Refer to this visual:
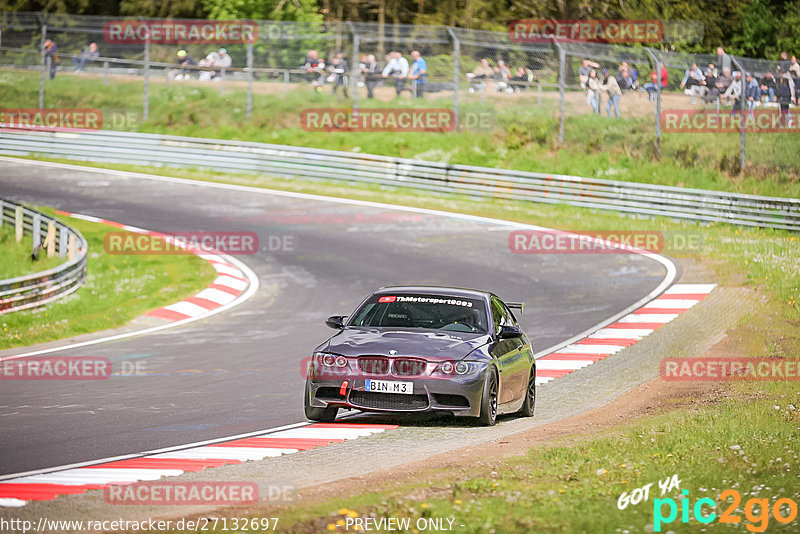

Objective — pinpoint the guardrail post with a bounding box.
[38,19,47,109]
[59,226,67,258]
[15,206,23,243]
[143,31,150,121]
[557,42,565,144]
[32,213,41,251]
[246,42,253,120]
[46,221,56,257]
[68,233,76,260]
[447,27,460,131]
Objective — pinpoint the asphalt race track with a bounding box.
[0,159,670,476]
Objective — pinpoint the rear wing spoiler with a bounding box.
[506,302,525,313]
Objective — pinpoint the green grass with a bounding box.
[0,206,217,350]
[2,69,799,197]
[0,222,63,279]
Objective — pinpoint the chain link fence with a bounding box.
[1,12,797,171]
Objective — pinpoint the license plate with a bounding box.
[364,379,413,395]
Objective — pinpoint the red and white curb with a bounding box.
[54,210,252,323]
[0,423,396,508]
[534,283,716,385]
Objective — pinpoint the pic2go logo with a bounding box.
[654,489,798,532]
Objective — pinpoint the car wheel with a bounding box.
[478,367,498,426]
[304,379,338,422]
[517,365,536,417]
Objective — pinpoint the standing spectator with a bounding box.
[587,69,601,114]
[789,56,800,79]
[329,52,349,97]
[600,68,622,118]
[73,42,98,72]
[680,62,704,103]
[303,49,325,91]
[760,71,776,102]
[779,51,790,73]
[644,64,668,101]
[745,72,760,116]
[775,74,794,126]
[468,58,494,93]
[578,58,600,89]
[716,46,731,74]
[174,49,196,80]
[616,62,633,91]
[408,50,427,98]
[382,51,409,97]
[42,38,58,79]
[359,54,380,99]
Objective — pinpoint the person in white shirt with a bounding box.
[382,51,409,96]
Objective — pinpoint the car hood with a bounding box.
[321,328,490,361]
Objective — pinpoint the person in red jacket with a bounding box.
[644,64,668,101]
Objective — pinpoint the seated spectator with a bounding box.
[744,72,760,115]
[723,71,743,112]
[600,68,622,118]
[715,68,733,101]
[197,48,230,81]
[644,64,668,101]
[493,60,512,93]
[303,49,326,90]
[328,52,348,97]
[468,58,494,93]
[73,42,99,72]
[760,71,776,102]
[381,51,409,97]
[510,66,531,92]
[701,68,721,103]
[680,62,704,103]
[707,63,719,78]
[174,49,196,80]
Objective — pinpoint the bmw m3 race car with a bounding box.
[304,286,536,426]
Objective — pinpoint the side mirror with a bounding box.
[499,325,523,339]
[325,315,345,330]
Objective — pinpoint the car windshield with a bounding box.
[349,294,488,333]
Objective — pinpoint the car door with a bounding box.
[500,301,533,402]
[490,297,527,404]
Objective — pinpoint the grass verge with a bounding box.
[0,206,217,350]
[0,221,62,279]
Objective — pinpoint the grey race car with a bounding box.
[304,286,536,426]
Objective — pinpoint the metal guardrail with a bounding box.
[0,199,88,314]
[1,129,798,231]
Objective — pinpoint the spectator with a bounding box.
[303,49,325,91]
[359,54,381,99]
[790,56,800,79]
[174,49,196,80]
[408,50,427,98]
[586,69,601,114]
[329,52,348,97]
[42,38,58,79]
[600,68,622,118]
[775,74,794,126]
[381,51,409,96]
[715,68,733,102]
[217,48,231,69]
[707,62,718,78]
[616,62,633,91]
[760,71,776,102]
[644,64,668,101]
[493,60,512,93]
[73,42,98,72]
[716,46,731,74]
[723,71,743,113]
[680,62,704,103]
[197,48,230,81]
[779,51,790,73]
[744,72,760,116]
[468,58,494,93]
[578,58,600,89]
[510,66,531,92]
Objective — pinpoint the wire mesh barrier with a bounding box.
[0,198,88,314]
[1,11,798,172]
[1,130,797,231]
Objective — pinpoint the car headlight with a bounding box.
[434,361,480,376]
[315,352,347,367]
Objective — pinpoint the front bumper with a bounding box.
[307,368,486,417]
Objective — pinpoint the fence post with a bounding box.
[731,56,747,170]
[143,31,150,121]
[557,42,565,144]
[32,213,41,251]
[349,23,360,114]
[38,18,47,109]
[103,60,109,85]
[15,206,23,243]
[645,48,661,159]
[246,42,253,119]
[284,70,289,93]
[220,67,226,94]
[447,27,460,131]
[59,225,67,258]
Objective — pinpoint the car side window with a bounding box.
[491,298,507,334]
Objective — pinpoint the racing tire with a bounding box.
[304,379,339,422]
[478,368,498,426]
[516,365,536,417]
